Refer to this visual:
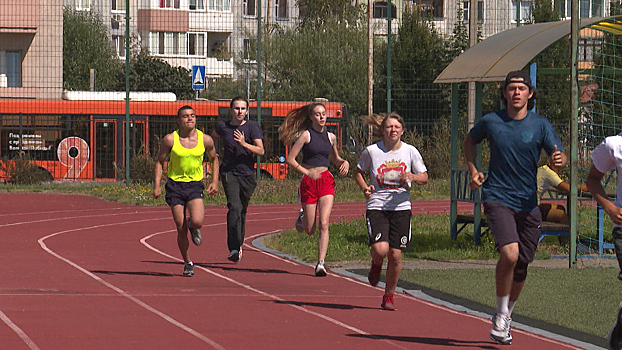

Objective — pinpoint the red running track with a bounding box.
[0,193,587,349]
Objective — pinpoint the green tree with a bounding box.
[242,0,368,115]
[382,10,453,130]
[123,49,194,100]
[63,7,122,91]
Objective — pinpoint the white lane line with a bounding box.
[141,230,411,350]
[0,309,41,350]
[37,219,226,350]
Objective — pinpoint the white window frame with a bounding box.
[511,0,532,23]
[190,0,204,11]
[555,0,604,19]
[188,32,205,57]
[462,1,484,23]
[77,0,90,11]
[243,0,256,17]
[113,35,126,58]
[161,0,181,9]
[111,0,126,12]
[275,0,288,19]
[207,0,231,11]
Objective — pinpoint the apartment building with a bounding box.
[0,0,63,99]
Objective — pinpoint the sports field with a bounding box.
[0,193,604,349]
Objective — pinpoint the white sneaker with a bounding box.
[295,209,304,233]
[490,313,512,345]
[315,261,327,277]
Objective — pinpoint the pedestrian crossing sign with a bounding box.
[192,66,205,90]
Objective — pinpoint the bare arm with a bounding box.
[404,171,428,186]
[463,134,485,191]
[587,165,622,225]
[354,167,374,199]
[204,134,219,195]
[287,131,318,179]
[154,133,174,198]
[328,132,349,176]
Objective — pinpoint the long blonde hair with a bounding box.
[278,102,325,145]
[363,112,405,140]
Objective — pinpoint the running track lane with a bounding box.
[0,193,585,350]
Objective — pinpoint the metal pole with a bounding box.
[367,0,374,144]
[125,0,130,186]
[467,0,478,131]
[569,0,579,267]
[387,0,392,113]
[256,0,262,181]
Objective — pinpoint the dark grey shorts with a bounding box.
[483,201,542,263]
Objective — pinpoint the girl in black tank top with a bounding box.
[279,102,349,277]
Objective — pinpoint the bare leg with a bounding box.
[315,195,334,262]
[171,205,190,263]
[186,198,205,230]
[384,248,402,295]
[302,203,317,236]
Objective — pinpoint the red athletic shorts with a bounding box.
[299,170,335,204]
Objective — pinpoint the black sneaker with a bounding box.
[314,261,327,277]
[183,263,194,277]
[228,248,241,262]
[609,303,622,350]
[189,227,202,246]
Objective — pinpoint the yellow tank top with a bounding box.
[167,129,205,182]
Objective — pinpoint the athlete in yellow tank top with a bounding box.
[154,105,219,276]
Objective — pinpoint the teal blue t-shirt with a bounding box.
[468,110,563,212]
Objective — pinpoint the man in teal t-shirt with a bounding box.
[464,71,567,345]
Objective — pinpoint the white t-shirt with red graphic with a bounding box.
[357,141,427,211]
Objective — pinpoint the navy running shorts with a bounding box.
[165,179,204,207]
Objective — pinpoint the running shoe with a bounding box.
[189,226,202,246]
[183,263,194,277]
[228,248,242,262]
[381,294,397,310]
[609,302,622,350]
[315,261,327,277]
[368,262,382,287]
[295,209,305,233]
[490,313,512,345]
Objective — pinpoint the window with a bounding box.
[373,1,397,18]
[276,0,288,19]
[188,33,205,56]
[463,1,484,22]
[243,0,256,16]
[160,0,181,9]
[207,0,230,11]
[112,0,125,11]
[554,0,603,18]
[412,0,443,18]
[6,52,21,88]
[77,0,90,11]
[190,0,204,10]
[151,32,185,56]
[243,38,257,61]
[113,35,126,58]
[511,0,532,23]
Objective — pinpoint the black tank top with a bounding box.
[301,128,332,167]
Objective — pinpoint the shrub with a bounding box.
[0,153,53,184]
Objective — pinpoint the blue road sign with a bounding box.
[192,66,205,90]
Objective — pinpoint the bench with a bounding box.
[450,169,570,244]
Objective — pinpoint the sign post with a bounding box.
[192,65,206,98]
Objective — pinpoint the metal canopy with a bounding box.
[434,16,621,84]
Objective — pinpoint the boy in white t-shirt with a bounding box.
[586,133,622,350]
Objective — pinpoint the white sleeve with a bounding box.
[592,138,616,174]
[410,146,427,174]
[357,147,372,172]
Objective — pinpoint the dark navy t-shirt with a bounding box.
[215,120,263,176]
[468,110,563,212]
